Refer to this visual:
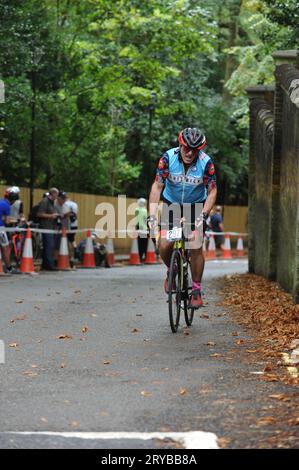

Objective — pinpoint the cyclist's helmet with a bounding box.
[6,186,20,202]
[178,127,206,150]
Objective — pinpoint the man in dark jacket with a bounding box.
[37,188,59,270]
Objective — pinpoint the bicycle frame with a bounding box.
[11,231,25,266]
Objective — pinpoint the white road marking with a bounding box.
[8,431,219,449]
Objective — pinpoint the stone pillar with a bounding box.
[269,51,299,281]
[246,86,274,274]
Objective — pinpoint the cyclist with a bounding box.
[148,127,217,308]
[6,186,25,224]
[0,191,16,274]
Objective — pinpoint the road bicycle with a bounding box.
[10,223,26,268]
[166,219,202,333]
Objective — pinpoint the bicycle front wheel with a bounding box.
[168,250,182,333]
[184,257,194,326]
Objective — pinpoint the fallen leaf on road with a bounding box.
[9,343,18,348]
[90,314,97,318]
[206,341,216,346]
[70,421,79,428]
[200,314,210,319]
[183,330,190,336]
[256,416,277,426]
[235,339,244,345]
[31,364,38,369]
[141,391,151,397]
[10,315,27,323]
[290,339,299,349]
[287,417,299,426]
[60,363,65,369]
[217,437,231,448]
[34,306,41,310]
[22,371,38,377]
[82,327,89,333]
[102,361,111,365]
[57,334,73,340]
[210,353,223,358]
[262,374,279,382]
[269,394,291,402]
[40,417,48,423]
[15,300,24,304]
[131,328,139,333]
[180,388,188,396]
[74,290,81,294]
[263,364,273,372]
[136,314,143,317]
[232,331,238,336]
[246,349,258,353]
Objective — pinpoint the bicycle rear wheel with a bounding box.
[183,257,194,326]
[168,250,182,333]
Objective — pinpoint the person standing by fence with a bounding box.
[37,188,59,271]
[64,196,78,266]
[210,205,225,250]
[135,198,148,263]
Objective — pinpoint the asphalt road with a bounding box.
[0,259,298,449]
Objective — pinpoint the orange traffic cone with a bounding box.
[20,228,35,274]
[129,232,141,265]
[0,248,4,276]
[106,231,115,267]
[222,234,232,259]
[145,238,156,264]
[82,229,96,268]
[57,229,71,270]
[236,236,244,257]
[206,235,216,260]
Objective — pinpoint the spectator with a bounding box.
[75,232,109,267]
[53,191,70,264]
[210,205,225,250]
[0,191,16,274]
[135,197,148,262]
[64,196,79,264]
[37,188,59,270]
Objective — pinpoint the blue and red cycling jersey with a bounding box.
[155,147,216,204]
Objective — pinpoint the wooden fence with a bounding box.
[0,185,248,253]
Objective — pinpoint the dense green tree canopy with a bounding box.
[0,0,298,204]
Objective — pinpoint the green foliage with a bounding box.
[0,0,297,204]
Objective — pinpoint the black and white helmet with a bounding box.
[178,127,206,150]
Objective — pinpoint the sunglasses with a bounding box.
[181,144,198,154]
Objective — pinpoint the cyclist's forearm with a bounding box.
[203,187,217,215]
[149,182,163,216]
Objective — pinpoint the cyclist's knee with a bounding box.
[159,238,173,253]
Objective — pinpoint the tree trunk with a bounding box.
[222,0,242,103]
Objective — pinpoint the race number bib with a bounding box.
[166,227,182,241]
